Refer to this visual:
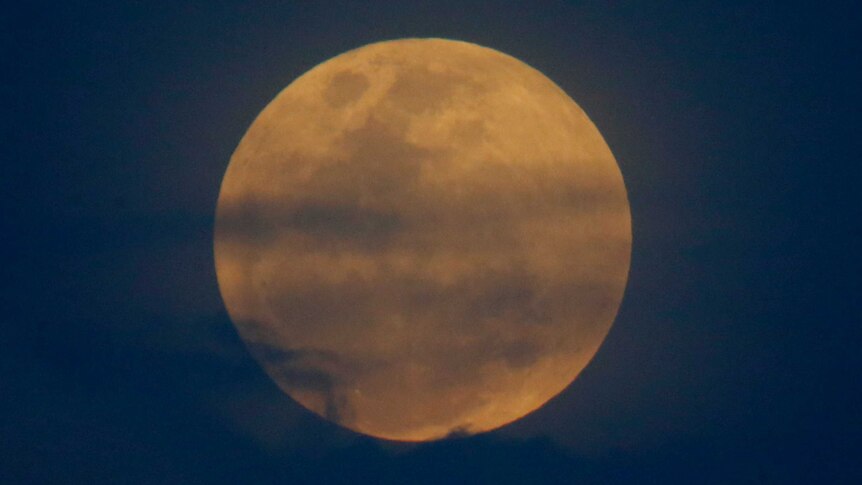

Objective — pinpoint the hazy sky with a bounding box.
[3,1,858,483]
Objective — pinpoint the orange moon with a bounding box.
[214,39,631,441]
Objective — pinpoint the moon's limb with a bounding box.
[215,39,630,441]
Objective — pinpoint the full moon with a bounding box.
[214,39,630,441]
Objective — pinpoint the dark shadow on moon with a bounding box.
[245,340,356,424]
[325,71,370,108]
[218,198,405,249]
[290,203,403,247]
[386,64,482,114]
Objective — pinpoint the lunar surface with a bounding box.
[214,38,630,441]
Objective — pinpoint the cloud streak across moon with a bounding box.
[214,39,630,441]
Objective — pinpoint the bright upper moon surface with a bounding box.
[214,39,631,441]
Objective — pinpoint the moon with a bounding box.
[214,38,630,441]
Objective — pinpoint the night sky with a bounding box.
[3,2,859,483]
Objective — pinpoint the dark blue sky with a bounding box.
[3,1,859,483]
